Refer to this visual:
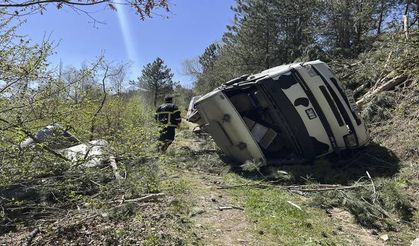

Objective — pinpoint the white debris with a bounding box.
[380,234,389,242]
[20,124,108,167]
[60,139,108,167]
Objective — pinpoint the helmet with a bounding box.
[164,95,173,103]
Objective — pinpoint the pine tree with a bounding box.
[199,43,220,73]
[136,58,176,106]
[225,0,320,70]
[318,0,399,57]
[192,0,405,94]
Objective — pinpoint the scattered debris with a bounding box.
[110,193,166,204]
[287,201,303,211]
[411,238,419,246]
[109,155,123,180]
[62,139,109,167]
[380,234,389,242]
[217,182,370,193]
[19,124,80,150]
[356,74,409,107]
[366,171,377,203]
[218,206,244,211]
[23,227,40,246]
[189,207,206,217]
[19,124,125,180]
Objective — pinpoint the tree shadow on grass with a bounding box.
[0,173,102,236]
[0,183,52,235]
[229,142,401,185]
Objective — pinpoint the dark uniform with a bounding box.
[155,96,181,152]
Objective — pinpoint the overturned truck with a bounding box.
[187,60,369,165]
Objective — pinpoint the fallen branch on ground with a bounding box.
[218,206,244,211]
[218,183,350,189]
[109,155,124,181]
[110,193,165,204]
[217,183,269,189]
[292,185,367,192]
[217,183,370,192]
[287,201,303,211]
[356,74,408,107]
[366,171,377,204]
[23,227,40,246]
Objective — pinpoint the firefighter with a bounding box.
[155,95,181,152]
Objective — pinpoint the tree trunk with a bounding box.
[403,0,411,40]
[264,2,270,69]
[154,85,158,107]
[377,0,384,35]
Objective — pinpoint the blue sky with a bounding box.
[17,0,236,87]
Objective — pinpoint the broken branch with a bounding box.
[291,185,367,192]
[89,64,109,141]
[287,201,303,211]
[23,227,40,246]
[217,183,369,192]
[109,155,124,181]
[366,171,377,204]
[356,74,408,107]
[110,193,165,204]
[0,118,70,161]
[218,206,244,211]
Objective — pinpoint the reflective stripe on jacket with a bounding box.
[155,103,181,127]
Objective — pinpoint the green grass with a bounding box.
[223,173,342,246]
[162,128,419,245]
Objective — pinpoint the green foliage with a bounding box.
[105,94,160,159]
[331,32,419,91]
[199,43,220,73]
[143,235,162,246]
[361,91,396,123]
[311,178,415,230]
[224,173,340,245]
[0,17,53,87]
[193,43,225,94]
[173,84,193,110]
[226,0,320,67]
[134,57,177,106]
[193,44,240,94]
[0,17,174,242]
[192,0,417,94]
[318,0,394,57]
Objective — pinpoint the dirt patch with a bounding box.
[330,208,385,246]
[186,172,263,246]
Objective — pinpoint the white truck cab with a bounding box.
[188,60,369,165]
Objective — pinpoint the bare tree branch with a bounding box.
[89,63,109,141]
[0,117,71,161]
[0,0,109,8]
[0,0,170,20]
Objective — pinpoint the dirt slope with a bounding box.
[187,172,260,245]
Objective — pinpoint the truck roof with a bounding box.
[248,60,325,81]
